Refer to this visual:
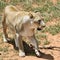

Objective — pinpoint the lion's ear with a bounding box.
[28,13,34,19]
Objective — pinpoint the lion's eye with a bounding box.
[38,20,41,24]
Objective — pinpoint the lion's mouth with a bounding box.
[37,25,45,30]
[37,27,41,30]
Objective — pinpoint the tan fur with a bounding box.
[2,5,45,57]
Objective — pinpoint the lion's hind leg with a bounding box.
[29,36,41,57]
[2,20,9,42]
[2,13,9,42]
[2,24,8,42]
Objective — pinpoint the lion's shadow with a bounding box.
[7,40,54,60]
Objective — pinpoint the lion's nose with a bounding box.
[41,22,46,27]
[42,24,46,27]
[40,21,46,27]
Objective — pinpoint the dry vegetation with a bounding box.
[0,0,60,60]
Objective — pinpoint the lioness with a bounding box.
[2,5,45,57]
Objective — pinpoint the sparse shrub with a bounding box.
[0,1,7,11]
[35,32,50,45]
[43,39,50,45]
[3,47,8,52]
[0,46,8,52]
[31,0,60,22]
[42,24,60,35]
[10,0,20,5]
[23,3,32,11]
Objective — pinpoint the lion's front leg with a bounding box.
[15,33,19,48]
[29,36,41,57]
[15,34,25,57]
